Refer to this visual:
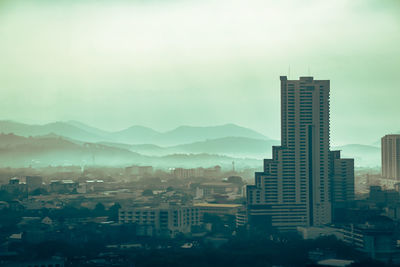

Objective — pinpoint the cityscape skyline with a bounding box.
[0,0,399,266]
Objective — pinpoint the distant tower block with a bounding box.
[382,135,400,180]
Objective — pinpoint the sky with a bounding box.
[0,0,399,145]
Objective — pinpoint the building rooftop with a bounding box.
[200,182,233,186]
[194,203,242,208]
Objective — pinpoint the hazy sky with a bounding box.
[0,0,399,145]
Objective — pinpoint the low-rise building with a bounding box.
[297,226,344,240]
[86,180,105,192]
[50,180,78,193]
[125,165,153,176]
[119,205,200,237]
[170,166,222,179]
[26,176,43,192]
[339,217,400,264]
[195,182,239,199]
[1,178,27,193]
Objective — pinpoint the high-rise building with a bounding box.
[330,150,355,221]
[330,150,354,204]
[246,76,354,231]
[381,135,400,180]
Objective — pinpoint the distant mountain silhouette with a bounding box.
[111,125,160,144]
[0,133,259,169]
[0,120,380,168]
[0,120,105,142]
[171,136,278,154]
[66,120,110,137]
[99,137,279,159]
[156,124,269,145]
[332,144,380,167]
[0,133,142,167]
[0,120,270,146]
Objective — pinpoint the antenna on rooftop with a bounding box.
[288,65,291,79]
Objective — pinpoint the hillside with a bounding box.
[111,126,161,144]
[0,133,261,169]
[0,133,144,167]
[156,124,269,145]
[0,120,270,146]
[332,144,380,167]
[0,120,105,143]
[170,137,279,158]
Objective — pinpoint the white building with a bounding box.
[119,205,200,237]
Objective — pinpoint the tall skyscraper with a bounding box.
[247,76,354,231]
[381,135,400,180]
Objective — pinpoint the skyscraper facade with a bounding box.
[381,135,400,180]
[330,150,354,204]
[247,76,353,231]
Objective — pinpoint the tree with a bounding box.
[30,188,48,196]
[166,186,174,192]
[94,202,105,216]
[108,202,121,221]
[0,190,13,201]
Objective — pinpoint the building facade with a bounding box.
[26,176,43,192]
[330,151,354,203]
[340,221,400,264]
[119,205,200,237]
[382,135,400,180]
[247,76,354,231]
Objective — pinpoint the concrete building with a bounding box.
[26,176,43,192]
[1,177,27,193]
[339,219,400,264]
[125,165,153,176]
[85,180,105,192]
[369,185,400,205]
[194,203,243,217]
[49,180,78,193]
[171,166,222,179]
[330,151,354,204]
[118,205,200,237]
[247,76,353,231]
[194,182,239,199]
[194,203,244,228]
[297,226,344,240]
[171,168,201,179]
[382,135,400,180]
[330,150,355,221]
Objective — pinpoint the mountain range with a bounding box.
[0,133,261,169]
[0,120,269,146]
[0,120,382,168]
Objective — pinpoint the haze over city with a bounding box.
[1,0,400,145]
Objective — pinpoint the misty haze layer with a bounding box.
[0,0,399,145]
